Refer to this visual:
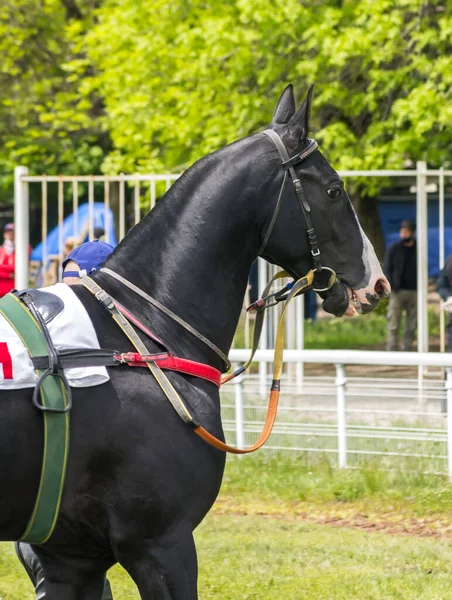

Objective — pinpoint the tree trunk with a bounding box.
[350,190,386,262]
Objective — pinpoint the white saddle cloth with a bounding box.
[0,283,110,389]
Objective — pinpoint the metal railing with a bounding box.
[14,168,181,289]
[14,163,452,349]
[225,349,452,478]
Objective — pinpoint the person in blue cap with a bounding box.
[62,240,115,285]
[14,242,115,600]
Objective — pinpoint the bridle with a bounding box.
[80,129,339,454]
[261,129,336,293]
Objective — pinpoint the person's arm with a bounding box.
[437,259,452,301]
[436,271,449,301]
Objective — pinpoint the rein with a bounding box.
[81,269,315,454]
[100,267,231,372]
[80,130,337,453]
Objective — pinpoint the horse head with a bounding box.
[259,84,390,317]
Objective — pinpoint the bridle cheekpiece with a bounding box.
[262,129,336,293]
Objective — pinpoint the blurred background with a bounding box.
[0,0,450,254]
[3,3,452,599]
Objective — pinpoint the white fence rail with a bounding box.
[12,166,452,474]
[224,350,452,478]
[14,163,452,352]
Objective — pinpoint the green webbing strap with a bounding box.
[0,293,70,544]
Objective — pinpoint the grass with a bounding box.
[3,455,452,599]
[304,313,388,349]
[219,454,452,516]
[3,518,452,600]
[197,517,452,600]
[233,299,442,350]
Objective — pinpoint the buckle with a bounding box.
[95,289,114,310]
[312,267,336,292]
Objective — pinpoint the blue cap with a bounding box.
[62,240,114,277]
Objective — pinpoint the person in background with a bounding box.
[0,223,16,297]
[14,242,115,600]
[64,236,78,256]
[436,256,452,351]
[383,219,417,351]
[94,226,106,241]
[43,236,79,286]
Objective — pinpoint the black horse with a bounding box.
[0,85,389,598]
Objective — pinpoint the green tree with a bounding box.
[2,0,450,256]
[0,0,108,198]
[85,0,452,257]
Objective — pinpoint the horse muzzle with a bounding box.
[320,276,391,317]
[345,276,391,316]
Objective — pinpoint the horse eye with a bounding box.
[327,187,342,199]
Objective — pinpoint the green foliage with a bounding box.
[84,0,452,182]
[0,0,108,197]
[304,313,388,349]
[1,0,451,250]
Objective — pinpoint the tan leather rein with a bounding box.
[81,269,317,454]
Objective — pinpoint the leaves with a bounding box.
[0,0,107,197]
[81,0,452,179]
[1,0,451,214]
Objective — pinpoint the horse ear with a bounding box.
[288,83,314,140]
[271,84,296,125]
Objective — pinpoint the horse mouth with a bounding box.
[344,289,363,316]
[344,280,391,316]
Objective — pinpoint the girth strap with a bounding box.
[31,350,223,387]
[0,293,70,544]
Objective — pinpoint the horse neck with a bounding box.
[102,137,276,367]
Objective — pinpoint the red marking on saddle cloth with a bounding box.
[116,352,222,388]
[0,342,13,379]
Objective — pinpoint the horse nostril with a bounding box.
[374,279,389,297]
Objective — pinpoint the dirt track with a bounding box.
[212,499,452,539]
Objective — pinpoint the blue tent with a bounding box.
[31,203,117,261]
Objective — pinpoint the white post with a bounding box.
[258,258,268,397]
[234,371,245,452]
[416,161,428,392]
[14,166,29,290]
[335,363,347,468]
[439,168,446,354]
[119,174,125,241]
[446,368,452,480]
